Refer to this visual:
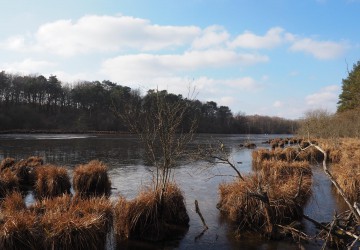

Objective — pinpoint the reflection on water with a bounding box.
[0,134,347,249]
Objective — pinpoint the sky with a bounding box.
[1,0,359,119]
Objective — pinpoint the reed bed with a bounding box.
[12,156,44,188]
[0,157,15,172]
[34,165,71,199]
[0,210,42,250]
[73,160,111,198]
[0,169,19,198]
[38,195,113,250]
[0,192,26,213]
[114,183,189,242]
[218,160,312,236]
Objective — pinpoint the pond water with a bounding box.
[0,133,347,249]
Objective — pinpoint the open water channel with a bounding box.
[0,133,347,249]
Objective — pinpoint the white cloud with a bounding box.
[290,38,348,59]
[5,15,200,56]
[191,25,229,49]
[2,58,56,74]
[101,50,268,82]
[305,85,340,109]
[229,27,292,49]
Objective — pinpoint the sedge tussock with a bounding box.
[73,160,111,198]
[34,165,71,199]
[12,156,44,188]
[0,192,26,213]
[218,161,312,235]
[114,183,189,242]
[0,158,15,172]
[0,169,19,198]
[0,210,42,250]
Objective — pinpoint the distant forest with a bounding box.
[0,71,297,134]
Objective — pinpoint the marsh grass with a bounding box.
[73,160,111,198]
[0,158,15,172]
[114,183,189,242]
[12,156,43,188]
[34,165,71,199]
[218,159,312,236]
[0,169,19,198]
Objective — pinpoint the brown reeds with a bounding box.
[0,169,19,198]
[34,165,71,199]
[73,160,111,198]
[28,194,113,250]
[0,210,42,249]
[0,157,15,172]
[0,192,26,213]
[219,158,312,237]
[12,156,44,188]
[114,183,189,242]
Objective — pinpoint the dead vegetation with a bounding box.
[34,165,71,199]
[73,160,111,198]
[114,182,189,242]
[218,160,312,238]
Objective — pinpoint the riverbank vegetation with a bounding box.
[0,71,297,134]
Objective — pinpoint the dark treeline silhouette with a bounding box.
[0,71,297,134]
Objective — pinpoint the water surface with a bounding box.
[0,134,346,249]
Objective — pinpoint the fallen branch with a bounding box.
[194,200,209,241]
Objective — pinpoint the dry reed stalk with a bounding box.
[0,169,19,198]
[34,165,71,199]
[114,183,189,242]
[0,210,42,250]
[0,158,15,172]
[73,160,111,198]
[260,160,312,179]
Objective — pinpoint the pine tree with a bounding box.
[337,61,360,112]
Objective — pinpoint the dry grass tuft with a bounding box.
[0,169,19,198]
[12,156,44,188]
[0,192,26,213]
[114,183,189,242]
[29,194,113,250]
[73,160,111,198]
[0,210,42,250]
[218,160,312,236]
[34,165,71,199]
[0,158,15,172]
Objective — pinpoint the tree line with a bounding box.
[298,60,360,138]
[0,71,297,134]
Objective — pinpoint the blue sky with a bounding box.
[1,0,359,119]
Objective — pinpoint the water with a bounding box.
[0,134,347,249]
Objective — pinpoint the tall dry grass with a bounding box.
[73,160,111,198]
[218,159,312,236]
[0,210,42,249]
[34,165,71,199]
[0,157,15,172]
[114,183,189,242]
[12,156,44,188]
[0,169,19,198]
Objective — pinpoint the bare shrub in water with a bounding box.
[114,183,189,242]
[34,165,71,199]
[73,160,111,198]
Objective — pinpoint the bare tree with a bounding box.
[114,88,198,200]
